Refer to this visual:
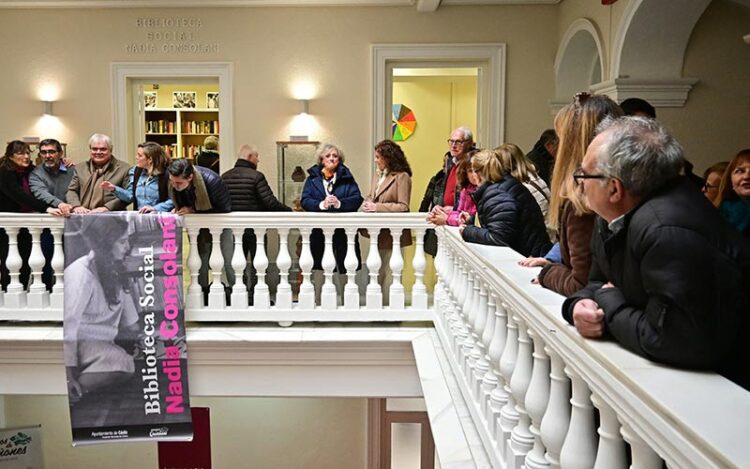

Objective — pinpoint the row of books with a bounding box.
[146,120,176,134]
[154,144,206,159]
[182,120,219,134]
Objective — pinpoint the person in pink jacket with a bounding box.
[432,150,479,227]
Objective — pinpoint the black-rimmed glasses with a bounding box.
[572,169,608,186]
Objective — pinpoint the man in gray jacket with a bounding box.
[29,138,75,216]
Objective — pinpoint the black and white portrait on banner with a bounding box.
[63,212,192,445]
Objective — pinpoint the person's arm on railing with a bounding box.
[256,173,291,211]
[538,209,595,296]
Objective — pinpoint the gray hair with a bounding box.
[454,127,474,143]
[594,116,684,198]
[315,143,345,164]
[237,144,258,160]
[88,133,112,150]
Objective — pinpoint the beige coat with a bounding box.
[363,171,412,249]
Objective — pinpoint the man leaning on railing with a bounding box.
[562,116,750,390]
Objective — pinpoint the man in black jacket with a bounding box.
[221,144,291,291]
[525,129,557,186]
[564,116,750,390]
[167,158,232,299]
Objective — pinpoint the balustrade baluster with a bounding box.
[540,348,571,469]
[389,230,405,310]
[27,228,49,308]
[230,227,248,309]
[480,287,496,350]
[509,316,535,469]
[343,228,359,309]
[49,227,64,308]
[591,393,626,469]
[480,296,498,416]
[486,298,509,437]
[433,232,446,303]
[411,228,427,308]
[365,228,382,309]
[4,227,26,308]
[253,227,270,309]
[207,227,226,308]
[297,228,315,309]
[470,282,490,398]
[462,272,475,330]
[560,367,598,469]
[498,310,519,458]
[185,227,203,308]
[620,422,662,469]
[320,228,337,310]
[275,228,293,310]
[524,329,551,469]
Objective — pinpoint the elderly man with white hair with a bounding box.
[563,116,750,390]
[66,133,129,213]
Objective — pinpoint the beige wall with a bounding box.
[2,395,367,468]
[0,5,557,187]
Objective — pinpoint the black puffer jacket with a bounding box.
[221,160,290,212]
[462,174,552,257]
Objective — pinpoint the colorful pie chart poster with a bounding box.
[392,104,417,141]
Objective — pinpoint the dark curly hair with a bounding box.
[0,140,31,170]
[375,139,412,176]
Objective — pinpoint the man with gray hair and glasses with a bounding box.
[563,116,750,390]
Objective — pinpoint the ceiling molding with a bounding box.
[0,0,559,7]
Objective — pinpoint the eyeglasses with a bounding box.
[447,139,467,146]
[703,182,719,191]
[39,149,58,155]
[573,169,608,185]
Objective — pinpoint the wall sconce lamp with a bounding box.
[43,101,54,117]
[744,34,750,45]
[290,99,313,142]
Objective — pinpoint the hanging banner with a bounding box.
[0,425,43,468]
[63,213,192,445]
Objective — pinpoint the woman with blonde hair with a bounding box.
[521,92,623,295]
[493,143,550,218]
[459,148,551,257]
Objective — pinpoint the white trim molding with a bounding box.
[553,18,605,107]
[371,43,506,150]
[590,77,699,107]
[111,62,233,168]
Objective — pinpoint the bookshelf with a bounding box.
[144,108,219,159]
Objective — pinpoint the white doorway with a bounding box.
[111,62,233,168]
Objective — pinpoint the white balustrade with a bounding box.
[431,225,745,469]
[1,214,747,469]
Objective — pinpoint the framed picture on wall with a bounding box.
[206,92,219,109]
[173,91,196,109]
[144,91,157,109]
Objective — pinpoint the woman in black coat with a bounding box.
[460,148,551,257]
[0,141,60,289]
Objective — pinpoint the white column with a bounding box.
[4,227,26,308]
[320,227,337,310]
[365,228,382,309]
[498,311,519,459]
[230,228,248,309]
[275,228,293,310]
[207,227,226,308]
[297,228,315,309]
[487,298,509,438]
[26,227,49,308]
[509,317,534,469]
[185,227,204,308]
[253,227,270,309]
[49,227,64,309]
[620,422,662,469]
[411,227,427,309]
[591,393,626,469]
[540,348,571,469]
[389,232,405,310]
[480,287,496,350]
[474,281,489,341]
[524,329,551,469]
[559,367,598,469]
[343,228,359,309]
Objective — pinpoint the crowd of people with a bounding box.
[0,94,748,389]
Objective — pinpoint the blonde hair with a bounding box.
[493,143,538,183]
[547,94,623,229]
[203,135,219,150]
[471,149,504,183]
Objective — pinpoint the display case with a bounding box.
[276,141,319,210]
